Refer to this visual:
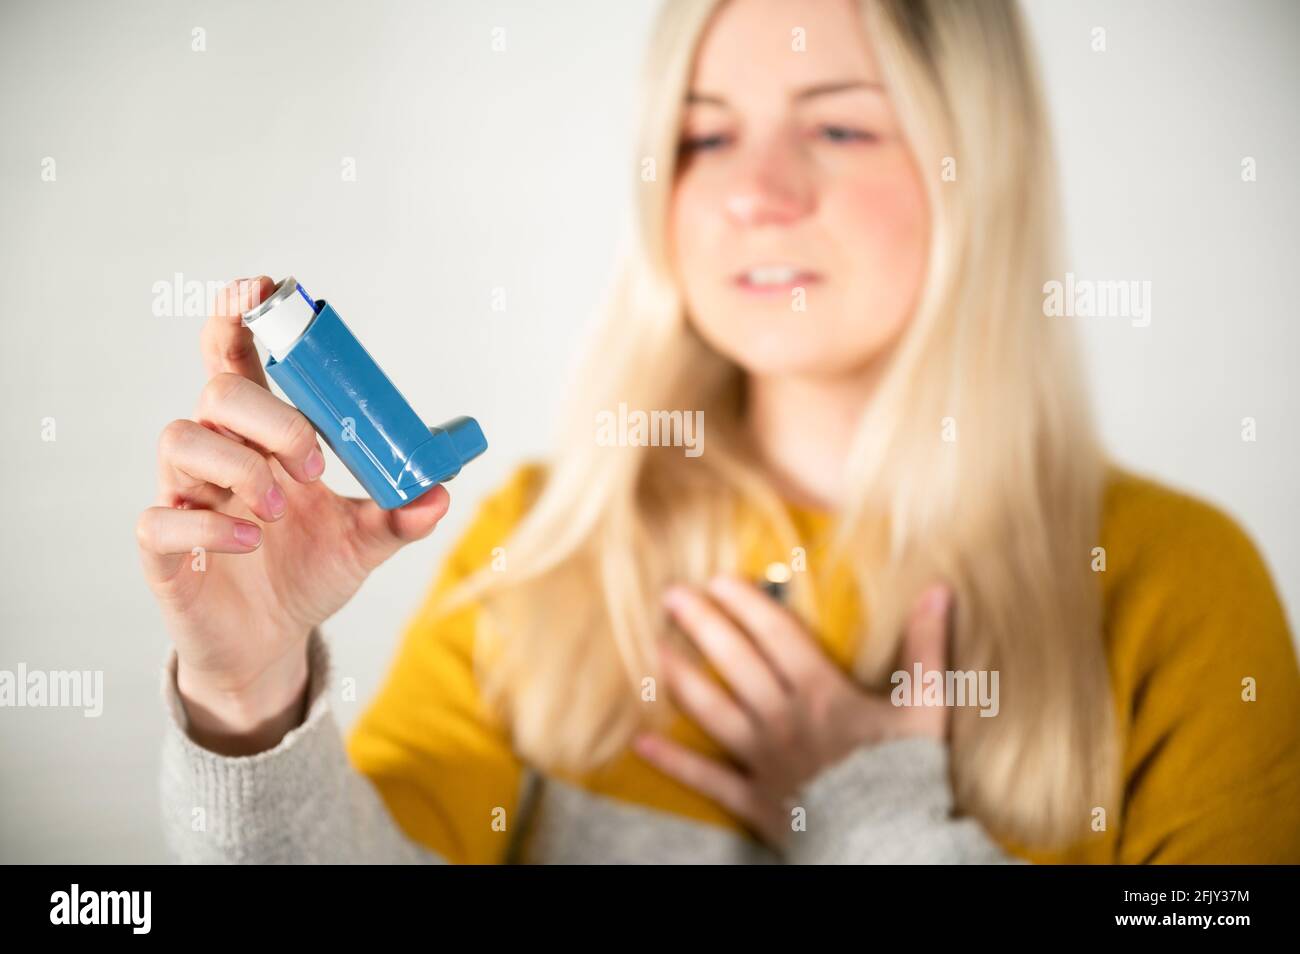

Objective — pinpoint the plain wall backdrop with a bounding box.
[0,0,1296,863]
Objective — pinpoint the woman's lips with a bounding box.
[732,267,823,296]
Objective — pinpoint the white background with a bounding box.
[0,0,1295,862]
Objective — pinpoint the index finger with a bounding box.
[200,276,274,387]
[704,574,830,688]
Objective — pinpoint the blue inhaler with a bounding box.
[241,276,486,509]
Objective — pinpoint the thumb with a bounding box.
[893,583,954,741]
[901,583,952,676]
[350,484,451,570]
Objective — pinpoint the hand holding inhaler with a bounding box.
[136,276,486,754]
[241,276,486,509]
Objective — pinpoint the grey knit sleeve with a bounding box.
[158,628,444,864]
[784,736,1026,864]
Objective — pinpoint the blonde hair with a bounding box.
[446,0,1117,849]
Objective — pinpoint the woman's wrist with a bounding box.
[175,642,312,756]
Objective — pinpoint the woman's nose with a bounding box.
[723,136,816,227]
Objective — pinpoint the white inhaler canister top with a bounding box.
[240,276,318,361]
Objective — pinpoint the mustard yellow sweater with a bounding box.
[346,463,1300,864]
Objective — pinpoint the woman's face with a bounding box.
[669,0,929,380]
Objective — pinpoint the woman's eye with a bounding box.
[679,133,731,153]
[815,125,876,144]
[678,126,876,155]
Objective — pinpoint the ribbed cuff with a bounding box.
[158,630,350,862]
[161,629,331,742]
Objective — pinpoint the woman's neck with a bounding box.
[743,367,880,513]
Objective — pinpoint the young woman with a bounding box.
[138,0,1300,864]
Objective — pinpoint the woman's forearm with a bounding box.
[158,629,443,864]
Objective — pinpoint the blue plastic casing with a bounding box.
[265,300,487,509]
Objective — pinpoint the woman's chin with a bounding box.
[689,312,889,380]
[721,342,872,381]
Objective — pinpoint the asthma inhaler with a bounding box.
[241,276,487,510]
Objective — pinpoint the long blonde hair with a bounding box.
[446,0,1117,849]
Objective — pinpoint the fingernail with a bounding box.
[633,734,657,756]
[304,448,324,480]
[265,484,287,518]
[662,586,687,613]
[233,522,262,547]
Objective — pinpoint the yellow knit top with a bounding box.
[346,463,1300,864]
